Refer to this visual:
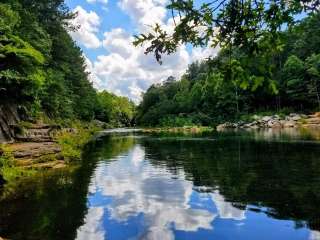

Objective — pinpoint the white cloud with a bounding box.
[76,144,247,239]
[75,207,105,240]
[118,0,168,31]
[102,28,133,58]
[191,46,219,62]
[87,0,108,4]
[78,145,217,238]
[310,230,320,240]
[210,191,246,221]
[90,27,189,103]
[69,6,101,49]
[83,55,101,88]
[77,0,219,103]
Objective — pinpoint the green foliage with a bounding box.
[0,0,134,127]
[134,0,318,64]
[0,144,14,169]
[305,54,320,109]
[0,3,46,103]
[159,116,197,127]
[137,13,320,127]
[0,144,35,181]
[56,122,101,161]
[283,55,306,103]
[96,91,136,127]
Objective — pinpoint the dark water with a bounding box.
[1,129,320,240]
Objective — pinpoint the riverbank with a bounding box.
[137,112,320,135]
[0,121,102,183]
[216,112,320,131]
[2,111,320,183]
[142,126,214,134]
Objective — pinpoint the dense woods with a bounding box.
[136,13,320,126]
[1,0,320,128]
[0,0,135,126]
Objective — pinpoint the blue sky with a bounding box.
[65,0,217,103]
[66,0,134,60]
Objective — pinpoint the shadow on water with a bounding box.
[0,129,320,239]
[142,134,320,231]
[0,134,135,240]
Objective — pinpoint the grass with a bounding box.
[0,144,36,182]
[0,120,102,184]
[143,126,215,134]
[56,121,102,162]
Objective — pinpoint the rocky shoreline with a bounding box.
[1,123,67,171]
[217,112,320,131]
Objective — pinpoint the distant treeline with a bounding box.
[0,1,135,126]
[136,13,320,127]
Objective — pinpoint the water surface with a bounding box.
[1,129,320,240]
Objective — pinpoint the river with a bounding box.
[1,129,320,240]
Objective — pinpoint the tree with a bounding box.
[136,13,320,127]
[283,55,306,107]
[134,0,319,63]
[96,91,136,127]
[0,3,45,104]
[1,0,136,124]
[306,54,320,109]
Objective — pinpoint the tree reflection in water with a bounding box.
[1,131,320,240]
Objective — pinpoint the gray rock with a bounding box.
[262,116,272,122]
[291,115,301,121]
[217,123,231,131]
[285,116,291,121]
[268,120,282,128]
[283,120,296,128]
[92,120,108,128]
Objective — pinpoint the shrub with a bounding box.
[159,115,197,127]
[56,121,101,162]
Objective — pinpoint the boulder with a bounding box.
[216,112,320,131]
[310,112,320,118]
[305,117,320,124]
[217,122,235,131]
[250,125,259,129]
[262,116,272,122]
[92,120,108,128]
[267,120,282,128]
[291,115,301,121]
[283,120,296,128]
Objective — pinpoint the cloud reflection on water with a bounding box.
[76,145,246,239]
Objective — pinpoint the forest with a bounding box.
[136,13,320,126]
[0,0,135,127]
[1,0,320,128]
[1,1,320,239]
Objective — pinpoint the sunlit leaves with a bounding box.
[0,3,20,32]
[0,35,45,64]
[134,0,319,63]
